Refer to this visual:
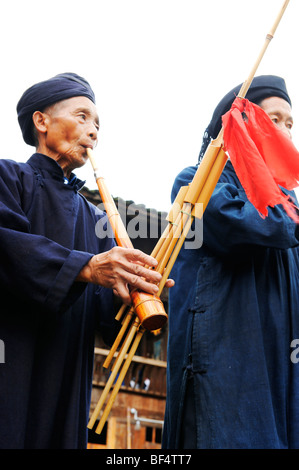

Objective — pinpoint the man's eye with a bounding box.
[79,114,86,120]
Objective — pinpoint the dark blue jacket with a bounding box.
[0,154,116,449]
[163,161,299,449]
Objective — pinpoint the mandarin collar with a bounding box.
[27,153,85,190]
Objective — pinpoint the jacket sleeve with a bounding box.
[171,164,299,256]
[0,162,94,313]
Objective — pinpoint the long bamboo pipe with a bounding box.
[87,0,290,434]
[87,148,168,331]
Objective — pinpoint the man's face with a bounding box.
[39,96,99,176]
[259,96,293,140]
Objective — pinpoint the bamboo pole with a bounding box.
[127,407,132,449]
[88,318,140,430]
[95,323,145,435]
[102,308,134,369]
[237,0,290,100]
[87,149,133,249]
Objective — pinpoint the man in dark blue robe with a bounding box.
[162,76,299,449]
[0,73,162,449]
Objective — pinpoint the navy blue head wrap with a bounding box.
[17,73,96,146]
[198,75,292,162]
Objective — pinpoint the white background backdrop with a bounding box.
[1,0,298,212]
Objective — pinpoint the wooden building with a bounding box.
[81,188,169,449]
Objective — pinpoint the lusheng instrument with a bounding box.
[87,0,290,435]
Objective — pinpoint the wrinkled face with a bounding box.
[259,96,293,140]
[40,96,99,176]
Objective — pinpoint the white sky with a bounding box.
[1,0,298,212]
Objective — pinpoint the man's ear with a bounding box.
[32,111,49,135]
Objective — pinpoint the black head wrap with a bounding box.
[198,75,292,162]
[17,73,96,146]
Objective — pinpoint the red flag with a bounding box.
[222,97,299,222]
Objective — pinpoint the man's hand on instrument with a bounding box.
[76,246,173,305]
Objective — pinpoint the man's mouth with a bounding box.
[82,143,94,150]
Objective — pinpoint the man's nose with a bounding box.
[88,122,98,140]
[279,124,292,140]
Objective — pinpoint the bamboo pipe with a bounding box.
[154,143,226,279]
[151,186,189,264]
[152,140,223,273]
[158,147,228,294]
[87,149,133,249]
[238,0,290,100]
[102,308,134,369]
[88,317,140,430]
[127,407,131,449]
[184,133,224,204]
[87,148,168,330]
[115,302,128,322]
[110,316,139,372]
[95,324,145,435]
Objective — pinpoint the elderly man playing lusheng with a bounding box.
[0,73,164,449]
